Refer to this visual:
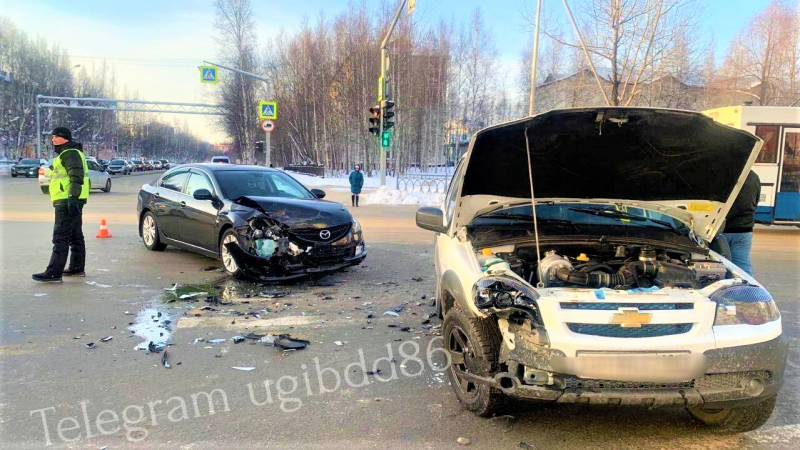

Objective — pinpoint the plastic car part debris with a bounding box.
[162,350,171,368]
[243,332,266,340]
[208,338,226,344]
[519,442,536,449]
[232,367,255,371]
[179,292,208,299]
[393,304,405,313]
[274,335,310,350]
[457,437,471,445]
[232,336,245,344]
[382,311,400,317]
[147,341,166,353]
[73,336,81,340]
[164,283,178,291]
[412,277,423,282]
[366,313,374,319]
[100,336,113,342]
[85,342,96,349]
[334,341,343,346]
[193,338,206,344]
[259,291,287,298]
[400,327,411,332]
[260,334,277,345]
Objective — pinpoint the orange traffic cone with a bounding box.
[96,219,113,238]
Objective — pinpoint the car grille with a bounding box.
[291,223,352,243]
[566,323,693,338]
[562,376,695,390]
[560,302,694,311]
[308,244,354,262]
[695,371,772,390]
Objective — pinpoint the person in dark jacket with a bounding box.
[349,164,364,207]
[719,170,761,276]
[32,127,90,283]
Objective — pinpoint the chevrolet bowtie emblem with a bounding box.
[610,308,652,328]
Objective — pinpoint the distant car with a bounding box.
[98,159,109,171]
[144,161,154,170]
[153,160,163,170]
[211,156,231,164]
[137,164,365,280]
[12,158,48,178]
[107,159,131,175]
[160,159,171,170]
[39,158,112,194]
[124,160,135,173]
[131,159,145,171]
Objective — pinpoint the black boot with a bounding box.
[32,272,63,283]
[63,268,86,277]
[355,195,359,207]
[351,195,355,207]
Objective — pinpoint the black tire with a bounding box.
[220,229,244,278]
[41,186,49,194]
[687,395,777,433]
[443,304,504,416]
[102,178,111,193]
[11,174,17,178]
[140,211,167,251]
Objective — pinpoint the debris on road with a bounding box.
[457,437,471,445]
[412,277,423,282]
[334,341,344,346]
[208,338,226,344]
[100,336,113,342]
[259,291,287,298]
[232,366,255,371]
[400,326,411,332]
[33,293,48,297]
[382,311,400,317]
[164,283,178,291]
[85,342,96,349]
[161,350,171,368]
[519,442,536,449]
[179,292,208,300]
[260,334,277,345]
[232,335,245,344]
[129,307,172,351]
[86,281,112,288]
[274,335,310,350]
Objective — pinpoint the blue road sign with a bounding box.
[258,100,278,119]
[200,66,218,84]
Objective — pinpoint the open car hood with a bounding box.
[454,108,762,242]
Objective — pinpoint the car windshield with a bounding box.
[215,170,314,200]
[132,160,142,164]
[111,159,125,164]
[475,203,690,235]
[20,159,39,165]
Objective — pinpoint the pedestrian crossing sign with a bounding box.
[200,65,218,84]
[258,100,277,119]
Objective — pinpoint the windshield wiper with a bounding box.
[568,207,682,235]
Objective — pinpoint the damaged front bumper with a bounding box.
[227,242,366,281]
[469,328,789,409]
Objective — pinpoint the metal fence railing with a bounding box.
[284,164,325,177]
[396,173,451,193]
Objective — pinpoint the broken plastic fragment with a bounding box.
[164,283,178,291]
[33,293,48,297]
[232,366,255,371]
[334,341,343,346]
[179,292,208,300]
[232,336,245,344]
[162,349,171,368]
[260,334,277,345]
[382,311,400,317]
[208,338,226,344]
[274,335,310,350]
[255,239,277,258]
[100,336,113,342]
[85,342,96,349]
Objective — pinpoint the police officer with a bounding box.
[32,127,90,283]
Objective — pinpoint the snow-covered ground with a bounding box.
[362,185,444,207]
[285,169,446,207]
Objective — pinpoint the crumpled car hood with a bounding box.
[455,108,762,241]
[231,196,352,229]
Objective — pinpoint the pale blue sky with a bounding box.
[0,0,773,141]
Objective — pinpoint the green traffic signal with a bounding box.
[381,130,391,147]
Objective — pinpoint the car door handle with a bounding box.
[154,192,160,199]
[180,201,186,207]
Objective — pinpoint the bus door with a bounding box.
[752,125,781,224]
[776,127,800,222]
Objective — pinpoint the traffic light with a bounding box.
[381,130,391,148]
[368,105,381,135]
[382,100,395,130]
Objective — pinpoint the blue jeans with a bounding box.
[721,232,754,276]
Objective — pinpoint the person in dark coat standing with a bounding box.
[720,170,761,276]
[349,164,364,207]
[32,127,89,283]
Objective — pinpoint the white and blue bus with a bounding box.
[705,106,800,226]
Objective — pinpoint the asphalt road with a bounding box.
[0,172,798,450]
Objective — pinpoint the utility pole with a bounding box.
[528,0,543,116]
[379,0,409,187]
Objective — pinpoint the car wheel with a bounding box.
[687,396,777,433]
[141,211,167,251]
[11,173,17,178]
[103,179,111,193]
[443,305,504,417]
[220,229,243,278]
[41,186,49,194]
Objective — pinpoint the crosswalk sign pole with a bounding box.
[265,130,271,167]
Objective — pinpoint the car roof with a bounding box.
[176,163,280,173]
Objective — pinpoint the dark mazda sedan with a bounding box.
[137,164,366,280]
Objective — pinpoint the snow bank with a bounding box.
[285,171,392,189]
[363,186,444,207]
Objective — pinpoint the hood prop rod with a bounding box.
[524,127,545,288]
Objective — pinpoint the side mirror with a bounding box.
[416,207,447,233]
[193,189,214,201]
[310,188,326,199]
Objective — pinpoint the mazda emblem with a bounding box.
[319,230,331,240]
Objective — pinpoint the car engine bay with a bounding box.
[478,242,729,290]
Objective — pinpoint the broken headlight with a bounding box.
[711,285,781,326]
[351,217,362,242]
[473,276,542,324]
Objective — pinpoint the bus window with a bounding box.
[755,125,779,163]
[782,131,800,192]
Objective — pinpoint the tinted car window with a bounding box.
[20,158,40,165]
[88,161,101,171]
[160,170,189,192]
[215,170,313,200]
[110,159,125,164]
[185,172,214,197]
